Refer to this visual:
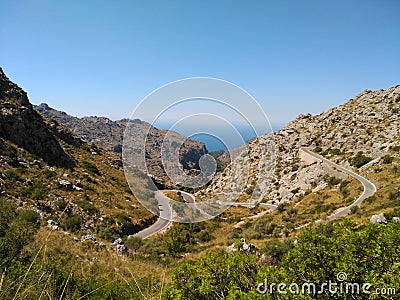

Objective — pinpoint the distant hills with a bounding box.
[34,102,208,188]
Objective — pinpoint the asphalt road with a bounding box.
[133,148,376,237]
[300,148,377,221]
[131,190,173,239]
[131,189,212,239]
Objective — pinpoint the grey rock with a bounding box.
[370,213,387,224]
[0,67,77,168]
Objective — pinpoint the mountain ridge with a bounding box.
[198,85,400,209]
[34,102,208,188]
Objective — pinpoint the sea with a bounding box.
[156,122,285,152]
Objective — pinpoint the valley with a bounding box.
[0,68,399,299]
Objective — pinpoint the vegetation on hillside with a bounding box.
[163,220,400,299]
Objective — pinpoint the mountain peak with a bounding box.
[0,68,75,168]
[0,67,30,107]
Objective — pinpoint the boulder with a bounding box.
[370,213,387,224]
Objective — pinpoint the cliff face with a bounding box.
[35,103,208,188]
[0,68,75,168]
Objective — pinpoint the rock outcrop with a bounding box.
[370,213,387,224]
[0,68,76,168]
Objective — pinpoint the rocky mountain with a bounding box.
[198,85,400,207]
[0,67,155,241]
[34,103,208,188]
[35,103,125,152]
[0,69,77,168]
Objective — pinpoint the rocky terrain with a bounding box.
[198,85,400,207]
[1,67,399,300]
[0,67,156,242]
[35,103,207,188]
[0,69,77,168]
[2,65,399,236]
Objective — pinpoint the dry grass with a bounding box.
[32,228,167,279]
[163,191,184,202]
[0,227,170,299]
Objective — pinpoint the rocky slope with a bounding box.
[0,67,155,242]
[0,69,77,168]
[199,85,400,206]
[35,103,207,188]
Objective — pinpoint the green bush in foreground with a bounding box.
[164,220,400,299]
[0,199,161,300]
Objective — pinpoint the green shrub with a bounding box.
[350,205,359,214]
[163,249,258,299]
[390,145,400,152]
[164,221,400,299]
[277,203,286,213]
[314,146,322,153]
[350,151,372,168]
[0,201,38,270]
[81,160,100,175]
[21,180,47,200]
[95,216,120,241]
[197,230,212,242]
[5,169,22,181]
[43,169,57,178]
[17,210,40,225]
[330,148,341,155]
[340,180,350,198]
[0,200,16,237]
[389,190,400,201]
[291,187,300,194]
[382,154,393,164]
[0,143,17,157]
[75,200,99,214]
[384,208,400,221]
[325,176,342,187]
[63,215,83,232]
[81,145,91,152]
[364,195,376,204]
[263,239,294,262]
[391,166,400,175]
[125,236,144,251]
[56,199,67,210]
[254,219,277,235]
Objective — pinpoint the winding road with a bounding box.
[293,148,377,230]
[300,148,376,220]
[132,148,377,237]
[131,190,212,239]
[131,191,173,239]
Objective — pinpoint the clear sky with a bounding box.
[1,0,399,126]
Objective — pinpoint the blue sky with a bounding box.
[1,0,399,126]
